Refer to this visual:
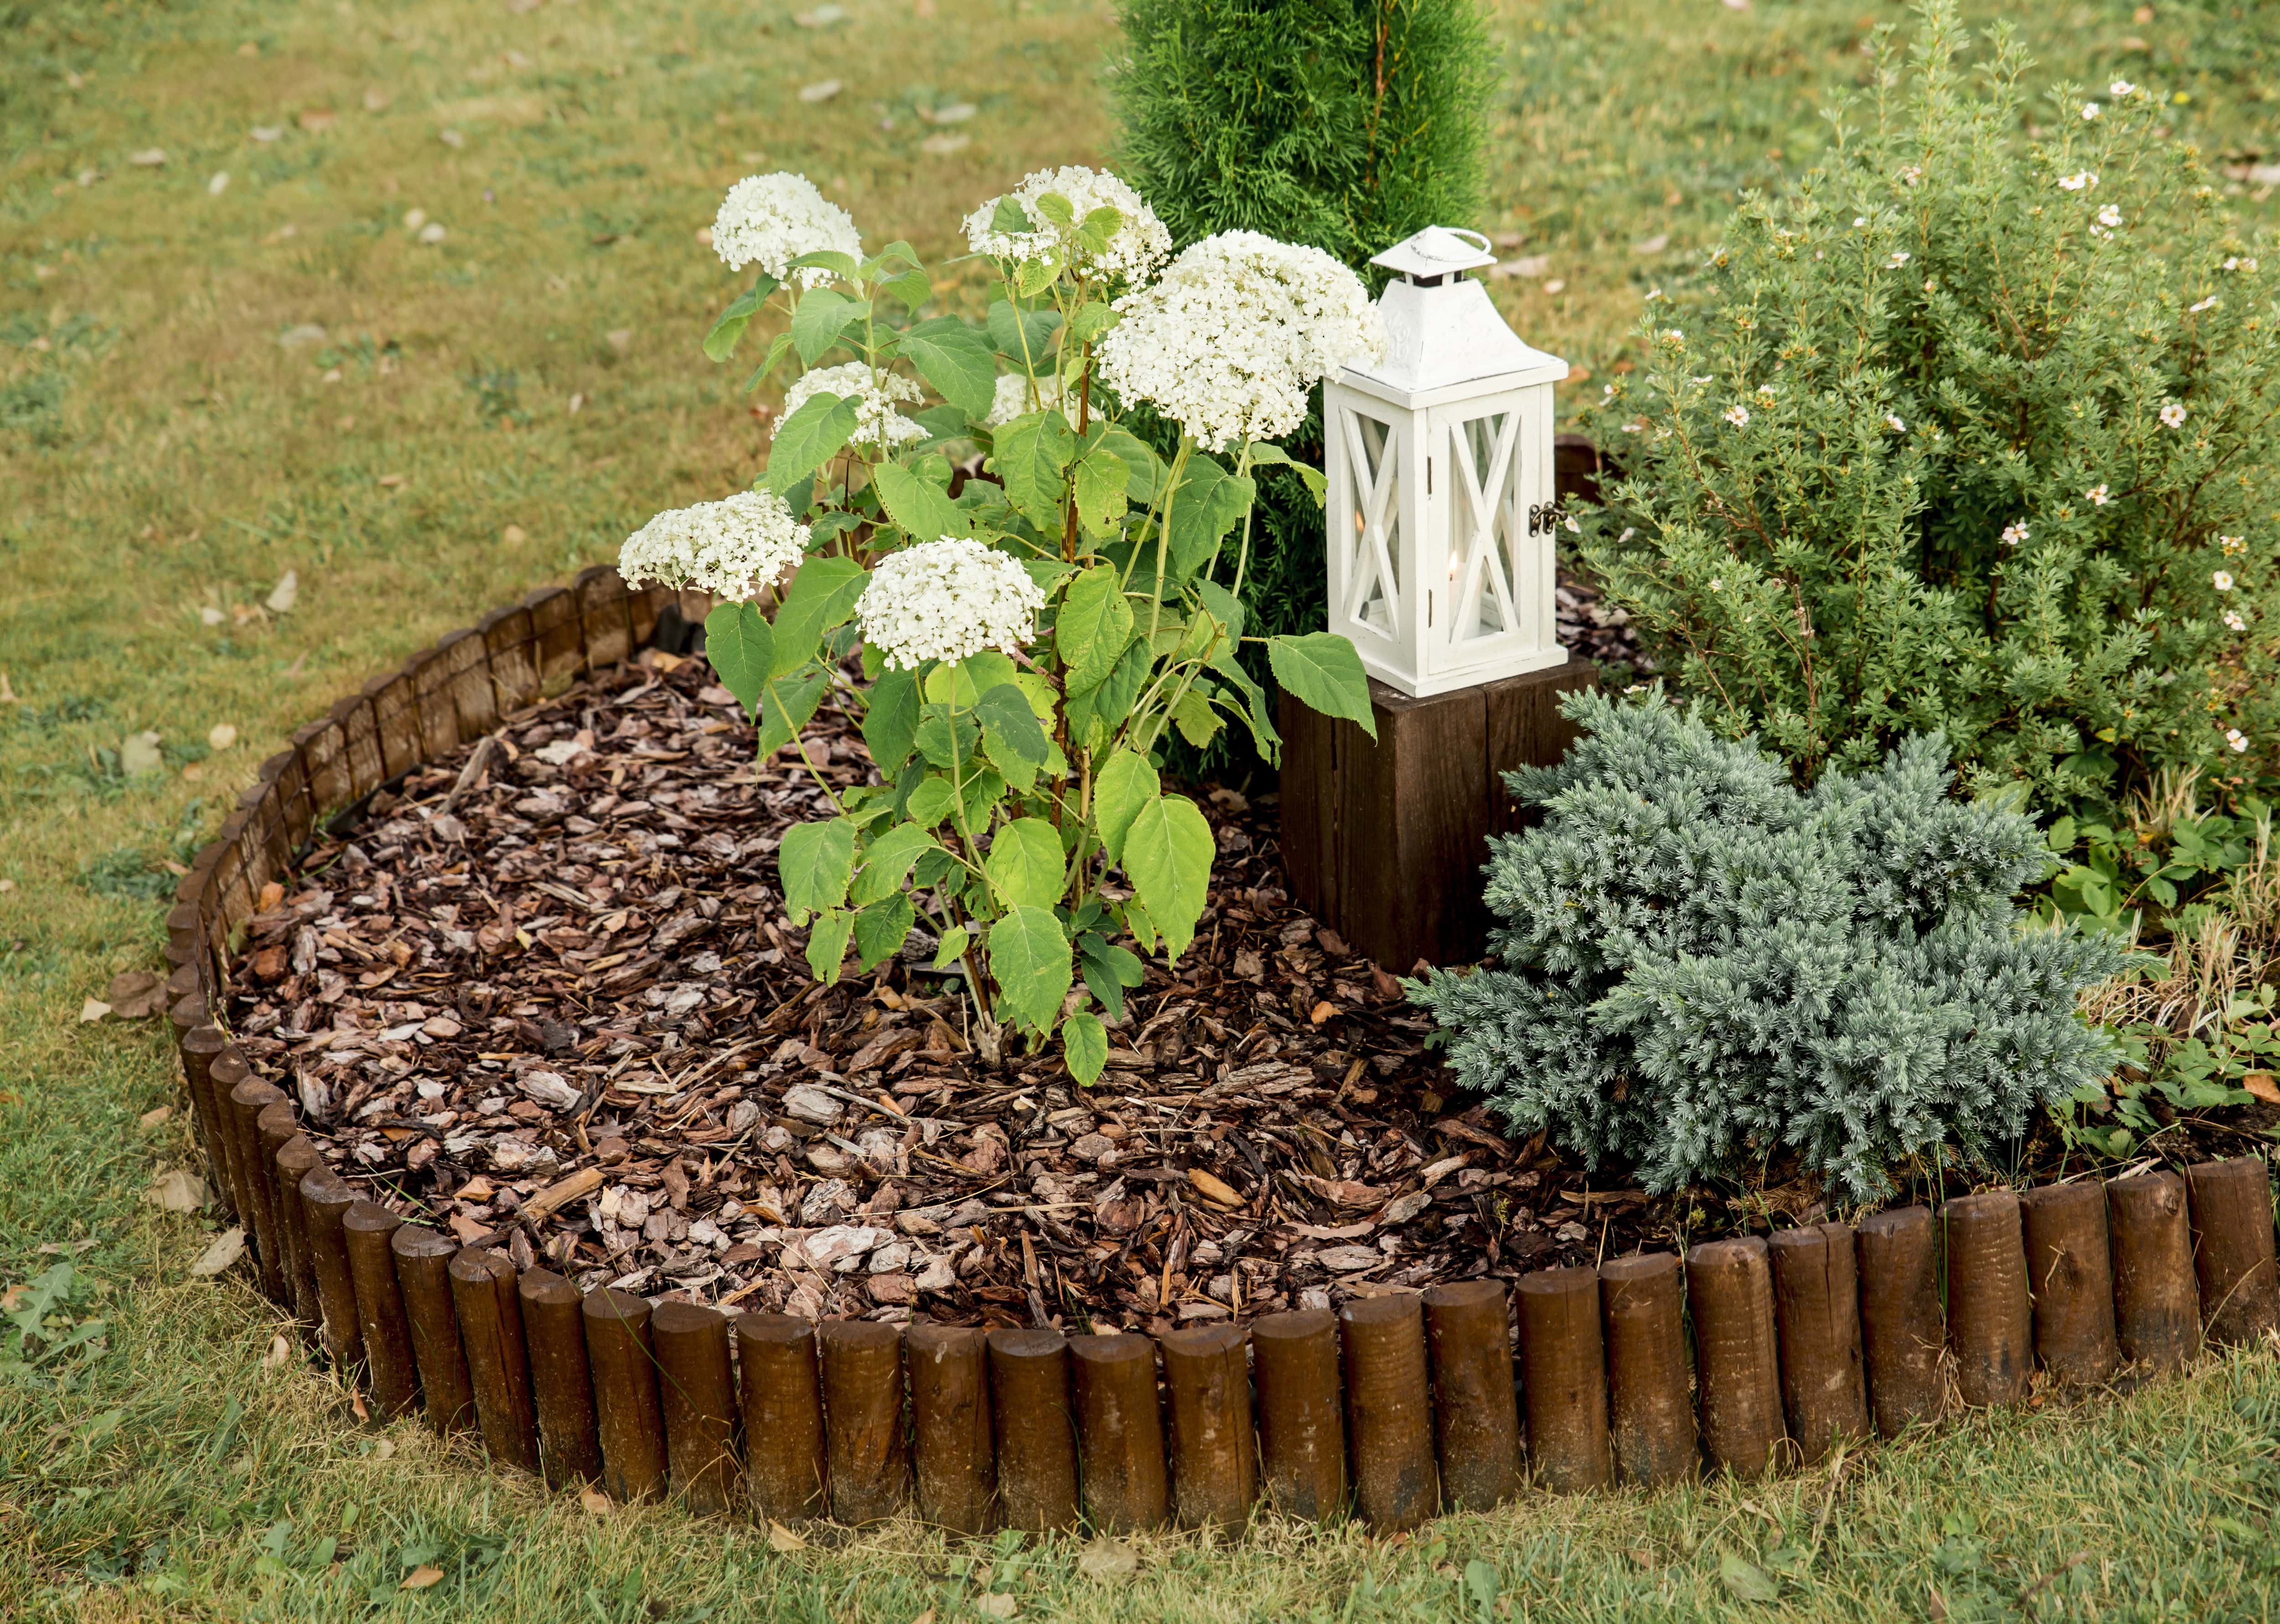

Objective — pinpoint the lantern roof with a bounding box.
[1342,228,1567,404]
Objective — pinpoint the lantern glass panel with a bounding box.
[1341,405,1403,642]
[1448,409,1520,646]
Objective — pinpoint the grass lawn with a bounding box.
[6,0,2280,1616]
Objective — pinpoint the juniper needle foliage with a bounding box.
[1410,690,2131,1203]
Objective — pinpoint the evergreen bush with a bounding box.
[1110,0,1492,773]
[1409,688,2132,1204]
[1582,1,2280,814]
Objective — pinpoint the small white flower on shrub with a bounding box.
[2088,483,2111,505]
[2214,570,2236,591]
[2160,401,2188,428]
[2228,728,2251,752]
[1886,414,1907,432]
[2190,295,2219,313]
[2220,534,2246,554]
[963,166,1171,284]
[2082,102,2101,119]
[2058,171,2098,191]
[1723,404,1750,428]
[2110,80,2137,97]
[617,490,810,602]
[2097,204,2124,229]
[712,172,861,288]
[1887,250,1911,267]
[855,537,1046,670]
[1093,230,1382,450]
[2225,610,2248,631]
[778,362,926,450]
[2001,521,2029,546]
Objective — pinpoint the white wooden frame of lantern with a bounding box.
[1324,227,1570,699]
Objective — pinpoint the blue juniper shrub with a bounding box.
[1408,688,2134,1205]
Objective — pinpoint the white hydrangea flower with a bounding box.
[1094,230,1383,451]
[983,370,1064,428]
[778,362,927,450]
[856,537,1046,670]
[617,489,810,602]
[712,172,861,289]
[963,166,1172,284]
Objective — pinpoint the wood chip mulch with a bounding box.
[221,651,1698,1333]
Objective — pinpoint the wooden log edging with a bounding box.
[155,564,2280,1536]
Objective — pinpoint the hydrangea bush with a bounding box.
[1409,688,2133,1204]
[618,168,1380,1075]
[1583,1,2280,814]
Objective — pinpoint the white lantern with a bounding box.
[1324,226,1570,699]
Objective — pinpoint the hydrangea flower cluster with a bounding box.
[983,370,1063,429]
[779,362,927,450]
[617,490,810,602]
[962,166,1171,284]
[712,172,861,289]
[1095,231,1383,451]
[855,537,1047,669]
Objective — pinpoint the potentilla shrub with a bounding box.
[1409,689,2131,1204]
[1584,1,2280,814]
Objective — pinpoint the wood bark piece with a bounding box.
[1513,1266,1613,1493]
[1598,1253,1695,1488]
[986,1328,1077,1532]
[1339,1293,1438,1530]
[1766,1223,1868,1465]
[1160,1323,1256,1532]
[2106,1171,2200,1373]
[1686,1237,1784,1479]
[1423,1278,1523,1508]
[735,1312,829,1524]
[1069,1332,1169,1534]
[1855,1207,1945,1436]
[1250,1309,1345,1521]
[908,1324,995,1535]
[2019,1182,2120,1386]
[449,1246,541,1473]
[1942,1190,2032,1408]
[391,1225,474,1434]
[819,1320,909,1524]
[2186,1156,2280,1347]
[652,1301,739,1515]
[582,1288,668,1501]
[342,1200,418,1419]
[519,1268,603,1487]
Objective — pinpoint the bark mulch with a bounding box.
[221,650,1710,1333]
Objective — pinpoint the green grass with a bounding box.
[6,0,2280,1617]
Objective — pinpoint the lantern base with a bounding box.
[1277,661,1598,973]
[1357,645,1569,701]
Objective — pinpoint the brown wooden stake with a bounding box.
[1339,1293,1439,1530]
[1941,1190,2031,1407]
[2019,1182,2120,1386]
[449,1247,541,1473]
[1250,1309,1346,1521]
[734,1312,828,1524]
[986,1328,1078,1532]
[1423,1279,1523,1508]
[907,1324,995,1536]
[1766,1224,1869,1466]
[179,1025,235,1221]
[225,1071,290,1302]
[2186,1156,2280,1348]
[1598,1253,1696,1488]
[1160,1324,1257,1532]
[2106,1171,2200,1373]
[254,1105,312,1322]
[1854,1207,1944,1436]
[342,1201,418,1420]
[652,1301,739,1515]
[518,1268,603,1487]
[207,1049,256,1230]
[1068,1332,1169,1535]
[1514,1265,1614,1493]
[298,1169,364,1368]
[1686,1237,1785,1479]
[273,1136,325,1330]
[582,1288,668,1501]
[818,1320,909,1525]
[391,1225,474,1434]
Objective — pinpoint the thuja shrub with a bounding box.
[1584,1,2280,814]
[1409,689,2131,1204]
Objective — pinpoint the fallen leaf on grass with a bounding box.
[264,1333,291,1368]
[2246,1071,2279,1105]
[80,998,112,1023]
[130,148,167,166]
[208,722,238,751]
[973,1598,1017,1620]
[580,1488,610,1515]
[1720,1550,1779,1603]
[121,731,164,775]
[919,132,970,156]
[139,1105,171,1128]
[919,102,976,124]
[298,109,339,132]
[503,523,528,545]
[605,328,633,354]
[798,80,843,103]
[265,571,298,613]
[1076,1540,1138,1582]
[106,971,168,1018]
[793,3,846,23]
[144,1170,207,1212]
[766,1520,806,1552]
[190,1227,246,1277]
[400,1565,444,1590]
[378,473,407,490]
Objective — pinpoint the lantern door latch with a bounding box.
[1527,501,1568,536]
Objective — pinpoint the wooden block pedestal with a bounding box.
[1279,662,1596,973]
